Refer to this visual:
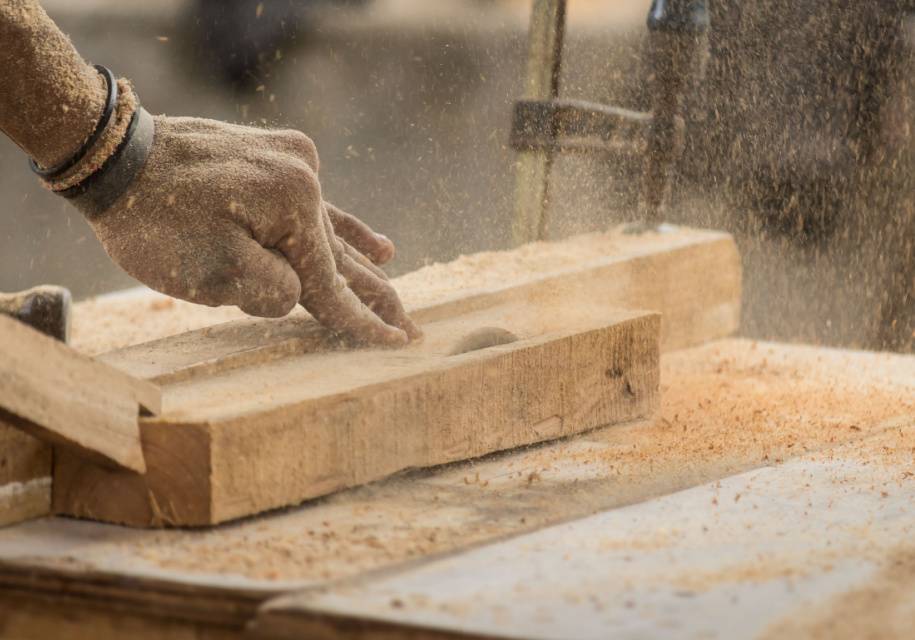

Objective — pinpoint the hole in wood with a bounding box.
[448,327,520,356]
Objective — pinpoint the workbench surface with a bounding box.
[1,301,912,640]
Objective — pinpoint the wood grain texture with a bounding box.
[0,425,50,527]
[51,227,739,528]
[54,308,661,527]
[1,340,911,637]
[97,226,741,385]
[0,591,247,640]
[0,315,159,475]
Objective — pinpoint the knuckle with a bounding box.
[374,280,399,303]
[282,130,319,171]
[273,163,321,210]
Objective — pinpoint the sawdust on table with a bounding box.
[557,339,914,480]
[71,293,247,356]
[762,546,915,640]
[125,339,914,585]
[551,340,914,589]
[394,230,624,311]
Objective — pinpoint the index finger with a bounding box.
[326,202,396,265]
[278,215,408,347]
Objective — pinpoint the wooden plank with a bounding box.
[0,591,247,640]
[0,340,910,636]
[0,314,159,475]
[254,419,915,640]
[51,227,738,529]
[97,226,741,385]
[0,425,51,528]
[52,307,662,527]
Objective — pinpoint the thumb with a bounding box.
[219,236,302,318]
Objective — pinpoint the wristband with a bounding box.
[58,106,155,218]
[29,65,118,179]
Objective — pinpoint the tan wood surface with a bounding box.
[71,226,738,363]
[53,307,662,527]
[52,227,739,528]
[0,314,160,477]
[257,414,915,640]
[0,426,50,528]
[94,226,741,385]
[0,340,911,640]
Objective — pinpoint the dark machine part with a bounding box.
[509,98,650,154]
[0,286,71,343]
[639,0,708,225]
[190,0,371,90]
[509,0,707,240]
[695,0,914,239]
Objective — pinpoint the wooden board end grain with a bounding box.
[0,315,158,475]
[0,425,51,528]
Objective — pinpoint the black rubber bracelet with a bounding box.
[59,107,155,219]
[28,64,118,179]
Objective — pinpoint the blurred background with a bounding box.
[1,0,912,351]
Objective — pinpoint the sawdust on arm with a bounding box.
[0,0,106,168]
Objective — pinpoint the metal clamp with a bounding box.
[510,98,650,154]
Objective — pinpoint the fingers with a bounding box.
[230,242,302,318]
[319,206,420,340]
[326,202,396,265]
[192,234,302,318]
[337,252,423,341]
[343,240,389,281]
[279,208,408,347]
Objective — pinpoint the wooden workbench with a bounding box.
[1,329,912,639]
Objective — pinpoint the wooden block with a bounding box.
[0,425,51,528]
[64,227,739,364]
[0,340,911,638]
[53,307,661,527]
[0,315,160,475]
[99,228,741,384]
[52,227,739,528]
[97,226,741,384]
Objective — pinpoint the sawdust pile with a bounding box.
[72,291,247,356]
[125,339,914,584]
[568,339,914,476]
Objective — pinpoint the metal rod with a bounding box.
[512,0,566,245]
[640,0,708,225]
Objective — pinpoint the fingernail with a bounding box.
[390,328,409,346]
[374,234,396,262]
[405,321,424,341]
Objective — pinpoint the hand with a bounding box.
[87,116,420,346]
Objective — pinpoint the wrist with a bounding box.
[41,74,140,193]
[36,68,155,220]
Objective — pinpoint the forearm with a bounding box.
[0,0,106,168]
